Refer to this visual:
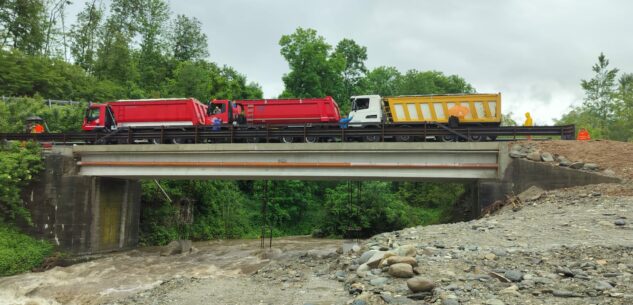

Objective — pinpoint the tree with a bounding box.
[398,70,474,95]
[69,0,104,73]
[279,27,344,100]
[580,53,619,129]
[170,14,208,61]
[1,0,48,54]
[364,66,401,96]
[333,39,368,110]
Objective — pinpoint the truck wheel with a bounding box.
[468,135,483,142]
[395,125,412,142]
[281,136,295,143]
[304,136,318,143]
[440,135,457,142]
[364,135,380,142]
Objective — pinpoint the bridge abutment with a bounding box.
[21,151,141,254]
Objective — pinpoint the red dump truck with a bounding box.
[82,97,341,132]
[208,96,341,125]
[82,98,210,131]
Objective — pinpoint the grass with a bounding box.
[0,224,53,276]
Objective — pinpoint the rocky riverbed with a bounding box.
[96,182,633,305]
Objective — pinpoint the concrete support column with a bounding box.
[22,154,141,254]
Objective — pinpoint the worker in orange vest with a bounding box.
[577,128,591,140]
[31,123,45,133]
[523,112,533,140]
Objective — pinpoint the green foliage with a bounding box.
[140,180,255,245]
[557,53,633,141]
[279,28,345,104]
[313,181,462,238]
[0,141,43,223]
[0,0,47,54]
[69,1,104,73]
[0,224,53,276]
[0,97,85,133]
[170,14,209,61]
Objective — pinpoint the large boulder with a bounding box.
[160,240,192,256]
[394,244,417,257]
[366,251,395,268]
[383,255,418,267]
[526,151,542,161]
[406,277,436,292]
[388,263,414,278]
[358,250,378,264]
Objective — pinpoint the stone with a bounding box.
[370,277,389,286]
[517,186,545,202]
[160,240,192,256]
[407,292,432,300]
[349,282,364,295]
[406,277,436,292]
[383,255,418,267]
[603,169,616,176]
[509,151,523,158]
[351,299,367,305]
[484,253,497,260]
[555,266,575,277]
[526,151,542,161]
[541,152,554,162]
[443,299,459,305]
[499,285,520,296]
[558,158,573,167]
[488,271,511,283]
[552,290,583,297]
[366,251,389,268]
[583,163,599,170]
[615,219,626,226]
[356,263,370,277]
[569,162,585,169]
[388,263,414,278]
[484,299,504,305]
[595,280,614,291]
[504,270,523,282]
[359,250,378,264]
[394,244,417,257]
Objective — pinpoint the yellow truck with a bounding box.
[347,93,502,140]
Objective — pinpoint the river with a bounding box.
[0,237,353,305]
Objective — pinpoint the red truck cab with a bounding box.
[207,100,245,124]
[83,104,116,131]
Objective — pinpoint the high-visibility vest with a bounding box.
[577,128,591,140]
[31,124,45,133]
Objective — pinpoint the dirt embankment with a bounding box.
[533,140,633,180]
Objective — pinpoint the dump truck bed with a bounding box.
[384,93,501,124]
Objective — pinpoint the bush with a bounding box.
[0,224,53,276]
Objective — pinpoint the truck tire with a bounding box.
[281,136,295,143]
[396,125,412,142]
[304,136,318,143]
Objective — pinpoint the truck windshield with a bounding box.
[211,103,226,114]
[351,98,370,111]
[86,108,100,121]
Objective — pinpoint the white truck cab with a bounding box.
[347,95,383,126]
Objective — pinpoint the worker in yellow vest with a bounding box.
[523,112,533,140]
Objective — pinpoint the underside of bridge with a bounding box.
[19,142,618,254]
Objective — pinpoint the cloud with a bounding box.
[67,0,633,123]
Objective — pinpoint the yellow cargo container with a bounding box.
[384,93,501,124]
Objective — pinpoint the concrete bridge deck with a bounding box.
[73,142,509,181]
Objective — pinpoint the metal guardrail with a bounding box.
[1,96,82,107]
[0,123,576,144]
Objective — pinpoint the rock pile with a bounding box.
[510,143,603,172]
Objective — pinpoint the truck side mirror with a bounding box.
[206,102,212,115]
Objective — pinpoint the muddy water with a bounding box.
[0,237,348,305]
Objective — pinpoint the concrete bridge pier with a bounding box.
[21,150,141,254]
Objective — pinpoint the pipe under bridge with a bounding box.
[73,142,509,181]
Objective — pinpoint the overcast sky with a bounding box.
[69,0,633,124]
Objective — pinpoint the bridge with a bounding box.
[74,142,508,180]
[20,142,618,255]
